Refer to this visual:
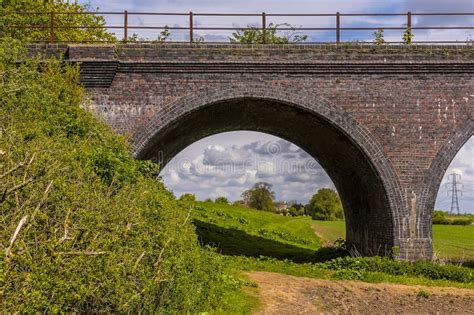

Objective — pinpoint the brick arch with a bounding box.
[131,83,408,257]
[418,119,473,238]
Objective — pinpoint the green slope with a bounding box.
[193,201,321,262]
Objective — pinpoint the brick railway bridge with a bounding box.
[29,43,473,260]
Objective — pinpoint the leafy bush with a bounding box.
[433,210,449,224]
[215,197,229,204]
[451,218,473,225]
[322,256,473,283]
[229,22,307,44]
[179,193,196,203]
[0,39,236,313]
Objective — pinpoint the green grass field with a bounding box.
[193,202,321,262]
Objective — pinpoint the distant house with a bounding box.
[274,201,289,214]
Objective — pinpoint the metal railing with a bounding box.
[2,11,473,44]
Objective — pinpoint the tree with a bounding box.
[229,23,308,44]
[288,206,299,217]
[308,188,344,221]
[241,182,275,212]
[0,0,115,43]
[214,196,229,204]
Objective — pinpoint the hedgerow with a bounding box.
[0,39,237,313]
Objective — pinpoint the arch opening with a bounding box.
[136,96,398,255]
[432,136,474,264]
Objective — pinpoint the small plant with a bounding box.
[237,217,248,224]
[390,245,400,259]
[402,27,414,45]
[158,26,170,42]
[373,29,385,45]
[229,22,308,44]
[417,290,431,299]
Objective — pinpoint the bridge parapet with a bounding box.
[26,44,474,89]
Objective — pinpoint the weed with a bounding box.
[417,290,431,298]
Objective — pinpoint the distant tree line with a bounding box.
[433,210,473,225]
[187,182,344,221]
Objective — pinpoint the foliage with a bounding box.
[433,210,473,225]
[0,40,240,313]
[433,210,450,224]
[322,256,473,283]
[215,196,229,205]
[241,182,275,212]
[0,0,115,43]
[126,27,171,43]
[308,188,344,221]
[285,206,304,217]
[402,27,414,45]
[373,29,385,45]
[229,22,308,44]
[179,193,196,203]
[417,289,431,298]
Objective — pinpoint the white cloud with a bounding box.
[161,131,335,203]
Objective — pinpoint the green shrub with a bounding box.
[451,218,473,225]
[179,193,196,203]
[321,256,473,283]
[332,269,364,281]
[0,39,236,313]
[215,197,229,204]
[433,210,450,224]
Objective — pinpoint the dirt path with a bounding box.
[311,225,331,246]
[246,271,474,314]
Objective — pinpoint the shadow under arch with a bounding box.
[418,120,473,239]
[132,84,406,256]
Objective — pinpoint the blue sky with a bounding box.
[78,0,474,43]
[78,0,474,213]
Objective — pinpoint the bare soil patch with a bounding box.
[246,271,474,314]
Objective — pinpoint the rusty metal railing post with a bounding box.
[124,10,128,43]
[262,12,266,44]
[50,10,55,43]
[336,12,340,45]
[189,11,194,43]
[407,11,412,29]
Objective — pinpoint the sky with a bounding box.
[78,0,474,213]
[78,0,474,43]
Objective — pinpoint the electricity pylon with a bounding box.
[446,172,463,215]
